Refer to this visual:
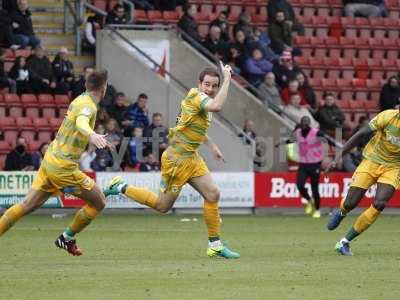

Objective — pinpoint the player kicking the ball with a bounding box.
[0,70,110,256]
[104,63,240,259]
[326,109,400,256]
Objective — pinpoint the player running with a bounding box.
[104,63,240,259]
[0,70,110,256]
[326,109,400,256]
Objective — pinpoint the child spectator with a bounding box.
[9,56,31,94]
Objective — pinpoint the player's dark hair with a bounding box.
[85,69,108,91]
[199,68,220,85]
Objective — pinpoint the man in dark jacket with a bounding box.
[26,45,56,94]
[0,48,17,93]
[71,66,94,98]
[267,0,304,35]
[105,4,128,25]
[272,51,302,88]
[52,47,74,93]
[0,9,19,48]
[316,92,345,133]
[268,11,293,55]
[10,0,40,48]
[209,11,229,42]
[202,25,227,55]
[4,137,34,171]
[124,93,150,135]
[379,76,400,111]
[178,4,202,43]
[143,112,169,159]
[108,92,130,128]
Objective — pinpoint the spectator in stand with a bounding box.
[0,48,17,93]
[128,0,155,10]
[238,119,257,145]
[379,76,400,111]
[342,147,363,172]
[245,47,273,87]
[281,79,308,106]
[272,50,302,88]
[52,47,74,94]
[268,11,293,55]
[258,72,284,110]
[251,26,280,63]
[10,0,40,48]
[224,45,242,75]
[143,112,169,159]
[97,108,110,127]
[0,9,19,49]
[178,4,202,43]
[125,93,150,133]
[267,0,305,35]
[91,148,113,171]
[285,94,319,128]
[26,46,57,94]
[105,4,128,25]
[209,11,229,42]
[31,142,49,170]
[108,92,130,128]
[99,82,117,110]
[227,30,250,72]
[105,118,123,148]
[296,72,316,110]
[84,14,102,54]
[9,56,32,94]
[71,66,94,98]
[351,115,371,148]
[233,12,253,38]
[139,152,160,172]
[315,92,345,134]
[202,25,227,56]
[344,0,386,17]
[79,144,97,172]
[4,137,34,171]
[126,127,144,168]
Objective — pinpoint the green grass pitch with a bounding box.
[1,214,400,300]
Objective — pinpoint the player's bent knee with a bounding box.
[207,188,220,202]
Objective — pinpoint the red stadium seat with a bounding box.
[26,107,40,119]
[0,154,6,170]
[366,79,381,89]
[42,107,56,119]
[54,95,70,108]
[337,78,352,88]
[0,117,16,130]
[33,118,51,130]
[20,94,38,107]
[58,107,68,117]
[37,94,55,107]
[49,117,63,130]
[322,78,337,88]
[335,99,350,109]
[199,4,213,14]
[294,36,310,45]
[348,99,365,111]
[16,117,34,130]
[163,11,179,23]
[252,14,267,24]
[93,0,106,11]
[4,93,21,106]
[20,130,36,142]
[147,10,164,23]
[134,10,148,23]
[28,140,43,152]
[0,141,12,154]
[4,130,18,146]
[38,131,53,143]
[8,107,23,118]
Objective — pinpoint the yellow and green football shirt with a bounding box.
[168,88,212,154]
[364,109,400,165]
[44,92,97,169]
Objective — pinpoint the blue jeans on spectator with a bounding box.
[14,34,41,48]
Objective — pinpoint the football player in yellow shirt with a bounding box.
[0,70,110,256]
[326,109,400,255]
[104,63,240,259]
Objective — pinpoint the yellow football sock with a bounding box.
[203,201,220,239]
[124,186,159,209]
[0,203,26,236]
[67,205,100,236]
[353,205,380,234]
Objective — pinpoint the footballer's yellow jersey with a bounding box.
[363,109,400,165]
[43,92,97,169]
[168,88,212,154]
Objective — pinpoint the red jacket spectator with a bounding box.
[281,79,308,105]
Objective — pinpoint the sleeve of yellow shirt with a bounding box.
[76,115,95,137]
[369,110,395,131]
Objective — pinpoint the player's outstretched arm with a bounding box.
[326,125,373,172]
[204,62,232,113]
[204,135,225,162]
[76,115,109,149]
